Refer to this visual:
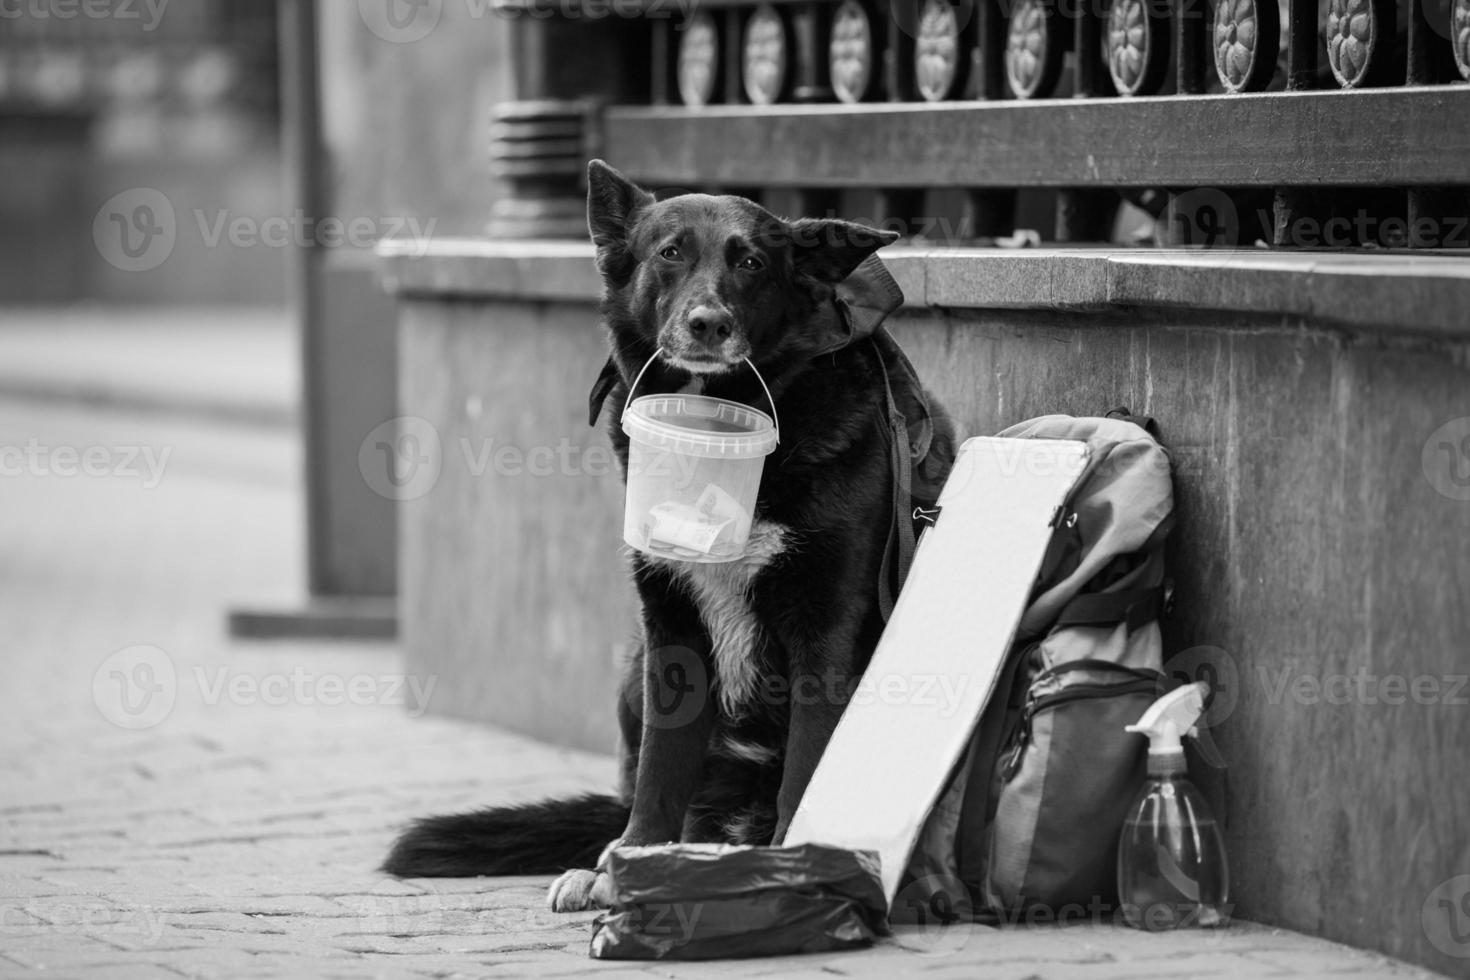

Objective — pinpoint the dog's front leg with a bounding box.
[621,632,716,845]
[548,572,715,912]
[771,608,870,845]
[771,667,850,845]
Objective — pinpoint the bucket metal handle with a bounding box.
[622,348,781,444]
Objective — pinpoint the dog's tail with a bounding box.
[381,793,629,877]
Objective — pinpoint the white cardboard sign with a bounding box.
[783,436,1091,902]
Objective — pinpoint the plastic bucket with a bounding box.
[621,355,779,563]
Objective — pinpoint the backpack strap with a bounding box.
[872,324,946,620]
[875,335,916,622]
[954,637,1036,892]
[1104,406,1162,440]
[1054,586,1167,634]
[588,356,620,426]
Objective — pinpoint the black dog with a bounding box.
[383,160,954,911]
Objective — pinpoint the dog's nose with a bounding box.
[687,306,733,343]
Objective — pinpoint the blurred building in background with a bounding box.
[0,0,284,303]
[0,0,520,626]
[247,0,517,625]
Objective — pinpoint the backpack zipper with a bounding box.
[998,675,1162,783]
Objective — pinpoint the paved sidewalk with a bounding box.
[0,400,1449,979]
[0,306,296,428]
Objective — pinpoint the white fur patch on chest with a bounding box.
[653,520,790,716]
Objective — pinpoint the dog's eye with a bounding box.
[659,246,681,261]
[737,256,764,272]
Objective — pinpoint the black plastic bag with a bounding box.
[589,842,888,960]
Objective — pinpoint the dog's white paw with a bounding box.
[547,868,612,912]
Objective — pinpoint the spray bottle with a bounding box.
[1117,681,1230,930]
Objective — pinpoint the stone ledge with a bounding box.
[379,239,603,303]
[377,238,1470,338]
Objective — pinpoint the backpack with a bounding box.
[897,410,1175,922]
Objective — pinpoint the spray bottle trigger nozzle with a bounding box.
[1126,681,1210,755]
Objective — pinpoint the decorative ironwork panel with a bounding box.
[678,10,721,106]
[1454,0,1470,79]
[829,0,878,102]
[1005,0,1065,98]
[489,0,1470,251]
[743,4,792,104]
[1107,0,1171,95]
[916,0,965,100]
[1325,0,1395,87]
[1212,0,1279,91]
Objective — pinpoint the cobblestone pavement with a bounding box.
[0,396,1449,979]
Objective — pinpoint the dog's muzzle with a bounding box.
[664,304,748,372]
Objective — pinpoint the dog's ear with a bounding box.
[587,160,655,281]
[787,219,901,285]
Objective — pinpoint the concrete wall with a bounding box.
[901,304,1470,976]
[399,297,639,750]
[390,247,1470,977]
